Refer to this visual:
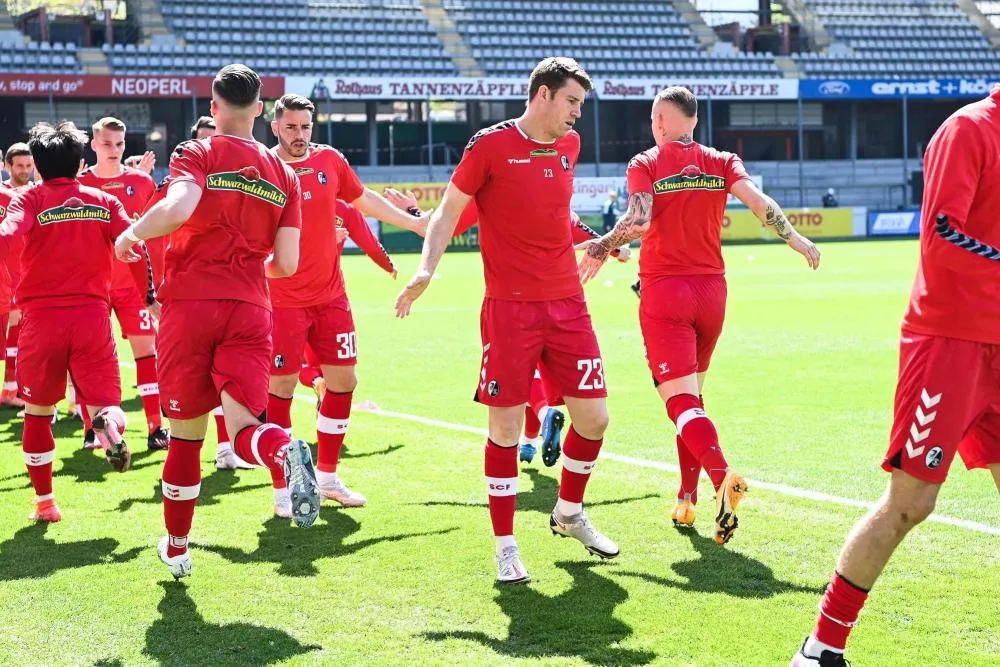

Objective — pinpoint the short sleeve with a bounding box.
[725,154,751,192]
[451,133,492,197]
[279,170,302,230]
[922,115,983,229]
[168,139,209,189]
[626,153,654,196]
[332,149,365,203]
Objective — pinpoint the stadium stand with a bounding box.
[794,0,1000,78]
[0,37,81,73]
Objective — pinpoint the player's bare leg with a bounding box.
[315,364,365,507]
[128,334,169,451]
[550,396,619,559]
[158,413,209,580]
[793,471,939,665]
[658,372,747,544]
[22,403,61,521]
[487,404,530,584]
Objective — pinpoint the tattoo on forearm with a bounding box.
[585,192,652,261]
[764,205,792,240]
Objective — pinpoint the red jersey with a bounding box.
[451,120,582,301]
[902,89,1000,344]
[78,166,156,291]
[267,144,367,308]
[627,142,750,278]
[0,178,145,312]
[0,185,15,307]
[159,135,302,310]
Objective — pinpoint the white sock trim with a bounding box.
[6,346,17,357]
[250,423,284,467]
[211,406,225,416]
[676,407,707,435]
[137,383,160,397]
[486,476,518,497]
[557,499,583,516]
[3,381,16,390]
[562,455,597,475]
[495,535,517,552]
[35,493,54,502]
[24,449,55,466]
[317,415,349,434]
[162,480,201,502]
[803,634,845,656]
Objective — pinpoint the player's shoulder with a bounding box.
[171,137,209,161]
[122,166,156,186]
[627,145,659,170]
[76,182,117,207]
[465,119,519,152]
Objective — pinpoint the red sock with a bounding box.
[267,393,293,435]
[317,390,351,473]
[299,364,322,389]
[666,393,728,491]
[813,571,870,650]
[135,355,162,432]
[523,405,541,440]
[3,321,18,392]
[81,403,93,431]
[528,372,547,416]
[676,435,700,504]
[233,423,290,473]
[162,436,203,557]
[485,439,518,536]
[212,407,229,447]
[559,427,602,503]
[23,414,55,498]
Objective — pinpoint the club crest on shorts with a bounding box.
[487,379,500,397]
[560,155,570,172]
[925,446,944,469]
[274,354,286,369]
[318,171,328,185]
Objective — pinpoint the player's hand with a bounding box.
[395,269,432,318]
[148,301,162,320]
[137,151,156,174]
[787,232,821,270]
[411,211,431,238]
[390,268,398,280]
[335,227,349,244]
[578,243,611,284]
[615,245,632,263]
[114,233,141,263]
[384,187,419,212]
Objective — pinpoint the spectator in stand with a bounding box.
[822,187,839,208]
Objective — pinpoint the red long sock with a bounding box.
[3,322,18,392]
[559,427,602,503]
[317,390,351,473]
[485,439,518,536]
[266,394,293,436]
[666,393,729,491]
[523,405,541,440]
[232,423,290,474]
[81,403,93,431]
[161,436,203,557]
[676,435,700,504]
[212,407,229,448]
[528,372,548,416]
[23,414,55,498]
[135,355,162,432]
[812,571,870,651]
[299,364,322,389]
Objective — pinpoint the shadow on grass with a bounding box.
[143,582,320,666]
[424,560,655,666]
[201,511,459,577]
[0,522,140,581]
[115,468,272,513]
[618,528,825,599]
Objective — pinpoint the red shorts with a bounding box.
[883,332,1000,484]
[639,275,727,383]
[477,295,606,407]
[534,367,565,407]
[271,295,356,375]
[17,305,121,407]
[110,287,154,339]
[157,300,272,420]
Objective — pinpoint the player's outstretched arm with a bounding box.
[578,192,652,284]
[571,215,629,262]
[266,226,300,278]
[730,179,820,270]
[353,187,429,237]
[394,182,471,318]
[115,180,202,261]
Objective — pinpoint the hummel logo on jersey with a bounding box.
[207,168,287,207]
[905,388,942,459]
[21,386,31,397]
[168,399,180,412]
[508,158,531,165]
[37,199,111,225]
[658,362,669,375]
[653,165,725,194]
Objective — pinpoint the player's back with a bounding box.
[904,89,1000,344]
[159,135,301,310]
[452,121,581,301]
[630,142,749,279]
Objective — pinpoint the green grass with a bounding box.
[0,239,997,666]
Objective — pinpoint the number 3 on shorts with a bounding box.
[336,332,358,360]
[138,310,154,331]
[577,358,605,390]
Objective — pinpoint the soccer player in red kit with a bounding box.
[114,64,319,580]
[265,93,421,512]
[789,89,1000,667]
[0,122,150,521]
[79,117,166,452]
[0,183,17,395]
[1,142,34,409]
[396,57,618,584]
[579,87,820,545]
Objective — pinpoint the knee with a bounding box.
[574,408,609,440]
[327,370,358,394]
[885,488,937,530]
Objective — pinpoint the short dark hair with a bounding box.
[4,142,30,166]
[189,115,215,139]
[654,86,698,118]
[27,121,88,181]
[212,64,261,108]
[274,94,316,119]
[528,57,592,102]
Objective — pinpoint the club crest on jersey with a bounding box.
[530,148,557,158]
[126,185,135,197]
[560,155,570,172]
[206,168,287,207]
[37,198,111,225]
[652,165,725,194]
[317,171,328,185]
[294,167,314,176]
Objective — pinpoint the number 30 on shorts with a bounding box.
[336,332,358,360]
[577,358,605,390]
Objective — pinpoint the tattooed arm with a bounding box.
[578,192,653,283]
[730,179,821,270]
